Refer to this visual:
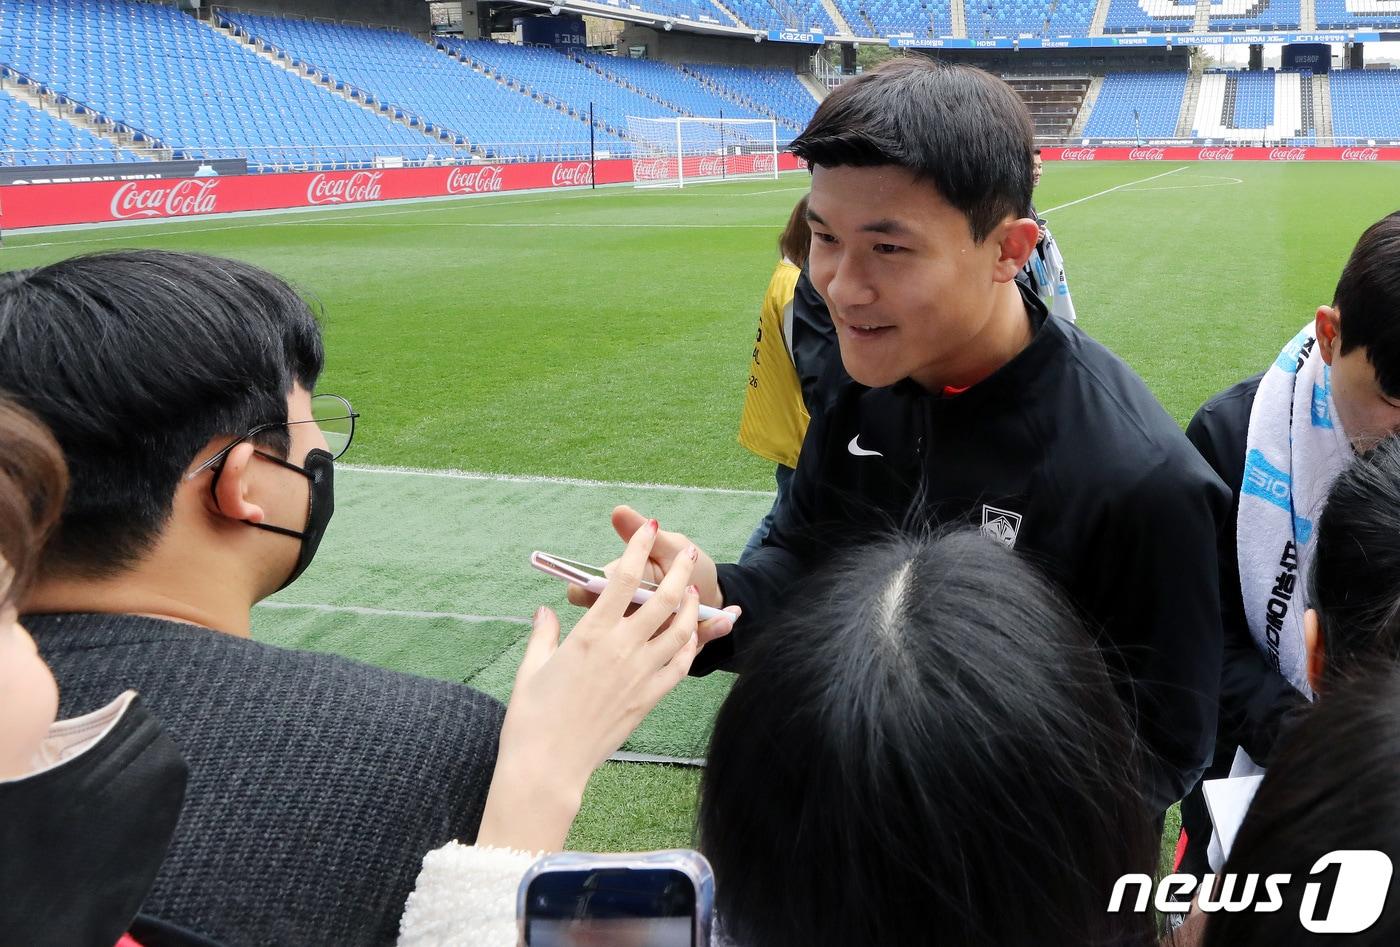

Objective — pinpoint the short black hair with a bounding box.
[1335,211,1400,398]
[1204,666,1400,946]
[0,250,323,576]
[790,58,1035,243]
[698,531,1156,947]
[1310,434,1400,689]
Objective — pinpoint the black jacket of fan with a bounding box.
[698,285,1232,815]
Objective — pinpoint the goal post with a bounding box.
[627,116,780,188]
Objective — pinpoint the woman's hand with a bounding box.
[475,518,731,853]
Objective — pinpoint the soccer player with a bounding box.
[575,59,1230,816]
[1177,211,1400,875]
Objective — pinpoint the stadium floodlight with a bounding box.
[627,116,780,189]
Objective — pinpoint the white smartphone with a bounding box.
[518,849,715,947]
[530,551,731,623]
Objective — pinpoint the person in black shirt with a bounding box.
[573,59,1229,815]
[1179,211,1400,874]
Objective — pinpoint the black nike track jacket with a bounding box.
[698,290,1232,815]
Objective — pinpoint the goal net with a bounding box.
[627,116,779,188]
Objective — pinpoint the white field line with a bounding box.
[255,600,532,625]
[339,462,773,497]
[1118,176,1244,192]
[1040,166,1188,215]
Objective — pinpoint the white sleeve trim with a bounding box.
[398,842,538,947]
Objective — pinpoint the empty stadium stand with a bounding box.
[1192,70,1305,140]
[837,0,952,38]
[1316,0,1400,29]
[1080,71,1188,137]
[0,86,139,166]
[573,52,772,125]
[1005,76,1091,137]
[1208,0,1301,31]
[714,0,795,31]
[1047,0,1100,34]
[224,15,622,160]
[1,0,441,170]
[960,0,1097,40]
[435,36,676,152]
[681,63,819,130]
[10,0,1400,174]
[1330,70,1400,141]
[1103,0,1194,33]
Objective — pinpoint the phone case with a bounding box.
[517,849,715,946]
[530,551,732,622]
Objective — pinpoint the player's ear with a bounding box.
[1316,306,1341,365]
[1304,608,1326,695]
[992,217,1040,283]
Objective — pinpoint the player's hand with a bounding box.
[566,505,737,648]
[477,518,709,852]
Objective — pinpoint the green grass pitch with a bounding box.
[7,162,1400,857]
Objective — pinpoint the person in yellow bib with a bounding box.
[738,195,814,563]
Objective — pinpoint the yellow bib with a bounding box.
[738,260,809,468]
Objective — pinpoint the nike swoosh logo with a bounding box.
[847,435,883,458]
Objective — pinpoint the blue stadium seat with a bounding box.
[2,0,444,170]
[1316,0,1400,29]
[1331,70,1400,141]
[228,15,618,161]
[1103,0,1193,33]
[1081,72,1187,137]
[1208,0,1301,31]
[681,64,818,132]
[0,85,135,166]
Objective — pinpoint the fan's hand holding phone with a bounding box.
[518,850,715,947]
[532,552,733,624]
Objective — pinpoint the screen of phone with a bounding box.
[524,867,696,947]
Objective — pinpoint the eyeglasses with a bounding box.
[185,393,359,481]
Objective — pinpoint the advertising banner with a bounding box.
[1,153,806,230]
[1042,146,1400,161]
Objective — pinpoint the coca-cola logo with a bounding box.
[752,153,775,172]
[1269,147,1308,162]
[1198,147,1236,161]
[445,165,504,194]
[1059,148,1097,161]
[633,158,672,181]
[1341,147,1380,162]
[550,162,592,187]
[1128,147,1166,161]
[306,170,383,205]
[110,178,220,220]
[696,156,725,177]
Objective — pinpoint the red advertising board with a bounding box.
[0,152,807,230]
[1044,145,1400,162]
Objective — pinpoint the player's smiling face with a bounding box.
[806,163,1010,391]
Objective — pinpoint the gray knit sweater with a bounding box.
[28,612,505,947]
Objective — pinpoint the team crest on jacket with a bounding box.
[981,506,1023,548]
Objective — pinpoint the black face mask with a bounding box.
[216,447,336,592]
[0,692,188,947]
